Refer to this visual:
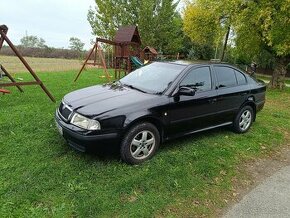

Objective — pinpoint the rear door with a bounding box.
[213,65,250,123]
[167,66,219,135]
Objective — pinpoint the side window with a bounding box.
[215,66,237,88]
[235,70,247,85]
[180,67,212,92]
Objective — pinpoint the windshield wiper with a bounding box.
[112,80,122,86]
[123,84,147,93]
[153,81,173,95]
[154,91,163,95]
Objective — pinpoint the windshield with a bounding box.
[119,62,185,94]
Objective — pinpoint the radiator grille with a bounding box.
[58,102,72,121]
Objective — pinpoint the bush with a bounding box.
[0,46,85,59]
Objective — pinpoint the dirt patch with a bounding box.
[244,146,290,182]
[217,142,290,217]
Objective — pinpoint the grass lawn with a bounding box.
[1,69,290,217]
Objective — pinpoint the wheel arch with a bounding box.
[123,116,165,143]
[241,98,257,121]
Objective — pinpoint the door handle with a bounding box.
[240,92,248,96]
[208,98,217,103]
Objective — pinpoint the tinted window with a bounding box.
[215,66,237,87]
[180,67,212,91]
[235,70,247,85]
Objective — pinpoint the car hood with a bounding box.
[63,84,161,117]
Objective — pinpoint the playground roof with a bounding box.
[114,26,141,44]
[143,46,158,55]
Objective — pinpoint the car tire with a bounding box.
[233,105,254,133]
[120,122,160,165]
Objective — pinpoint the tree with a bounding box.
[183,1,233,61]
[69,37,85,52]
[183,0,290,89]
[183,4,219,47]
[87,0,183,54]
[37,38,47,49]
[234,0,290,89]
[20,35,47,48]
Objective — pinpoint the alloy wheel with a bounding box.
[239,109,252,131]
[130,130,155,160]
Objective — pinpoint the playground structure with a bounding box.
[143,46,158,61]
[0,25,55,102]
[75,26,150,82]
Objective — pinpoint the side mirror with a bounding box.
[178,86,196,96]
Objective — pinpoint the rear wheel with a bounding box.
[120,122,160,165]
[233,105,254,133]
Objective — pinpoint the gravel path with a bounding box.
[262,80,290,87]
[224,165,290,218]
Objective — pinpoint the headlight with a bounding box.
[70,113,101,130]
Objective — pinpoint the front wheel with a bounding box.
[233,106,254,133]
[120,122,160,165]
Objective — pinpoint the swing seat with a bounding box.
[0,88,10,94]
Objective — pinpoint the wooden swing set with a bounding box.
[0,25,55,102]
[74,26,142,82]
[74,38,112,82]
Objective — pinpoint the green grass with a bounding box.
[1,69,290,217]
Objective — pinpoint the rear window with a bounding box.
[235,70,247,85]
[214,66,237,88]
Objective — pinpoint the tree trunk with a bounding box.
[268,58,287,89]
[220,26,230,62]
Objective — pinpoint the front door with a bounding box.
[167,66,218,136]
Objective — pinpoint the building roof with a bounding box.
[114,26,141,44]
[143,46,158,55]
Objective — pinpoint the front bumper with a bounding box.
[55,111,120,152]
[256,100,265,112]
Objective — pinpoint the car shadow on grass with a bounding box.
[78,126,232,163]
[161,126,231,151]
[84,143,121,162]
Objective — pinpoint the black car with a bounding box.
[55,62,266,164]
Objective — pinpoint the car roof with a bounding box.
[163,60,248,74]
[168,60,231,66]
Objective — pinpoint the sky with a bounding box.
[1,0,184,50]
[1,0,95,49]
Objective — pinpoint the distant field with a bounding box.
[0,55,84,73]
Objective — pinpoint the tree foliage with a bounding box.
[20,35,47,48]
[234,0,290,58]
[69,37,85,52]
[87,0,183,54]
[183,3,219,46]
[187,43,214,60]
[183,0,290,88]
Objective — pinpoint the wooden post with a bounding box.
[0,65,24,92]
[0,26,55,102]
[96,43,111,82]
[74,43,96,82]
